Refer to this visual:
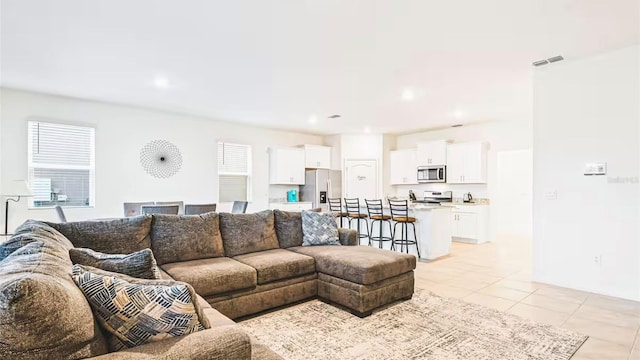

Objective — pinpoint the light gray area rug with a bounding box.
[239,290,587,360]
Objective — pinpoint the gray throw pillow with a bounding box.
[219,210,280,257]
[301,210,341,246]
[71,264,210,351]
[69,248,161,279]
[46,215,152,255]
[273,210,303,248]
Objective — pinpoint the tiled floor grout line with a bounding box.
[560,295,589,327]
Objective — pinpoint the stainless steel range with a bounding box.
[412,191,452,204]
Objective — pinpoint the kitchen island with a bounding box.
[356,203,452,260]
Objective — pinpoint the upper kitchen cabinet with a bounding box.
[416,140,448,166]
[390,149,418,185]
[302,144,331,169]
[269,147,305,184]
[446,142,488,184]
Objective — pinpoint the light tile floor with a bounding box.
[414,240,640,360]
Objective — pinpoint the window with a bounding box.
[217,142,251,203]
[27,121,95,208]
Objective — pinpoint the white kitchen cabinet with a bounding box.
[446,142,488,184]
[416,140,448,166]
[389,149,418,185]
[302,144,331,169]
[450,204,489,244]
[269,147,305,184]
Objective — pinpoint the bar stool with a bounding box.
[328,198,349,227]
[365,199,393,249]
[388,199,420,257]
[344,198,370,245]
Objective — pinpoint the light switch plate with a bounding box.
[584,163,606,176]
[545,190,558,200]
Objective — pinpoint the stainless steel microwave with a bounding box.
[417,166,446,183]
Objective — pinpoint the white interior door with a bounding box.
[344,159,378,202]
[496,149,533,242]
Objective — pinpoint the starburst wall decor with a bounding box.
[140,140,183,178]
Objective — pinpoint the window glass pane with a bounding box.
[217,143,249,174]
[31,168,92,207]
[30,122,93,166]
[219,175,247,202]
[28,121,95,208]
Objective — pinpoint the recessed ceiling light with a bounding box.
[401,88,416,102]
[451,109,465,119]
[363,126,371,133]
[308,115,318,124]
[153,75,170,89]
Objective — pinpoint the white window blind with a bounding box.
[217,142,251,202]
[27,121,96,207]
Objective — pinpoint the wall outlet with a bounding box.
[545,190,558,200]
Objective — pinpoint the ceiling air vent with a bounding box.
[547,55,564,63]
[532,59,549,67]
[532,55,564,67]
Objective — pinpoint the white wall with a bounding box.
[394,120,533,241]
[0,88,322,231]
[533,45,640,301]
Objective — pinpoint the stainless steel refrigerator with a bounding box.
[300,169,342,212]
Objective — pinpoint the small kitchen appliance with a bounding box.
[287,189,298,202]
[417,165,446,183]
[413,191,452,204]
[463,192,473,203]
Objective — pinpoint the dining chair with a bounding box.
[123,202,154,217]
[231,201,249,214]
[184,203,217,215]
[140,204,179,215]
[155,201,184,215]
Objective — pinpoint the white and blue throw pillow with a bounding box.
[71,264,209,351]
[301,210,341,246]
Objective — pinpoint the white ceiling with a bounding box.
[1,0,638,135]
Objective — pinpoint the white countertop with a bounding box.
[441,201,488,207]
[269,201,312,204]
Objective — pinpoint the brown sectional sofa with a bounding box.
[0,209,416,359]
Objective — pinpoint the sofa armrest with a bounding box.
[338,228,358,246]
[88,326,251,360]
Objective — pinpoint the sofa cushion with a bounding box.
[301,210,341,246]
[288,245,416,285]
[69,247,161,279]
[0,232,108,359]
[72,264,210,351]
[273,210,303,248]
[233,249,316,284]
[219,210,280,257]
[46,215,152,254]
[150,213,225,265]
[162,257,257,297]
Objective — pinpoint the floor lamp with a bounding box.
[3,180,33,235]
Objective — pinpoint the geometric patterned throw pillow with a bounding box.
[301,210,341,246]
[71,264,209,351]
